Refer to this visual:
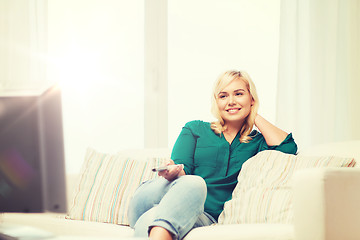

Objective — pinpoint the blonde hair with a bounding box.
[210,70,259,143]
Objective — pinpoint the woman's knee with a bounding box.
[180,175,206,187]
[175,175,207,199]
[186,175,206,190]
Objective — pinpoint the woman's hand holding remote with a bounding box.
[158,160,185,181]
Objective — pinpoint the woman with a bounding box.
[128,70,297,240]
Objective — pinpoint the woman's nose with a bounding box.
[228,96,236,105]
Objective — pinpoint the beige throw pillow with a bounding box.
[66,148,169,225]
[218,150,355,224]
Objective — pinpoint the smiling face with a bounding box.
[216,78,254,126]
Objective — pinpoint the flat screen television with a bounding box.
[0,85,67,213]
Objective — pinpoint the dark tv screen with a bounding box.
[0,85,67,213]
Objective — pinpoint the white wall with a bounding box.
[47,0,281,172]
[168,0,281,147]
[47,0,144,173]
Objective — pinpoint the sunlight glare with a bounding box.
[50,44,102,95]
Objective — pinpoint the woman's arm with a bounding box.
[158,121,199,181]
[254,114,288,146]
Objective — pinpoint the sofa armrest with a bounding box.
[293,168,360,240]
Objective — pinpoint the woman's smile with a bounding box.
[226,108,241,114]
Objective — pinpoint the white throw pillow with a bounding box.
[66,148,169,225]
[218,150,355,224]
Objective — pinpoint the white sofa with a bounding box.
[1,140,360,240]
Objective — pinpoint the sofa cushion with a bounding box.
[184,224,294,240]
[218,150,355,224]
[66,148,169,225]
[1,213,134,238]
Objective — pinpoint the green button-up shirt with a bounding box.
[171,120,298,220]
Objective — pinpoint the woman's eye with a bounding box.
[235,92,243,96]
[218,95,227,99]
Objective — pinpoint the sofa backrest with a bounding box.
[298,140,360,168]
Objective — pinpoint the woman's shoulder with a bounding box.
[185,120,211,128]
[184,120,213,134]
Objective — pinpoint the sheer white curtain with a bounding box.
[1,0,145,173]
[276,0,360,150]
[0,0,48,91]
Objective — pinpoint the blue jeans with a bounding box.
[127,175,216,240]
